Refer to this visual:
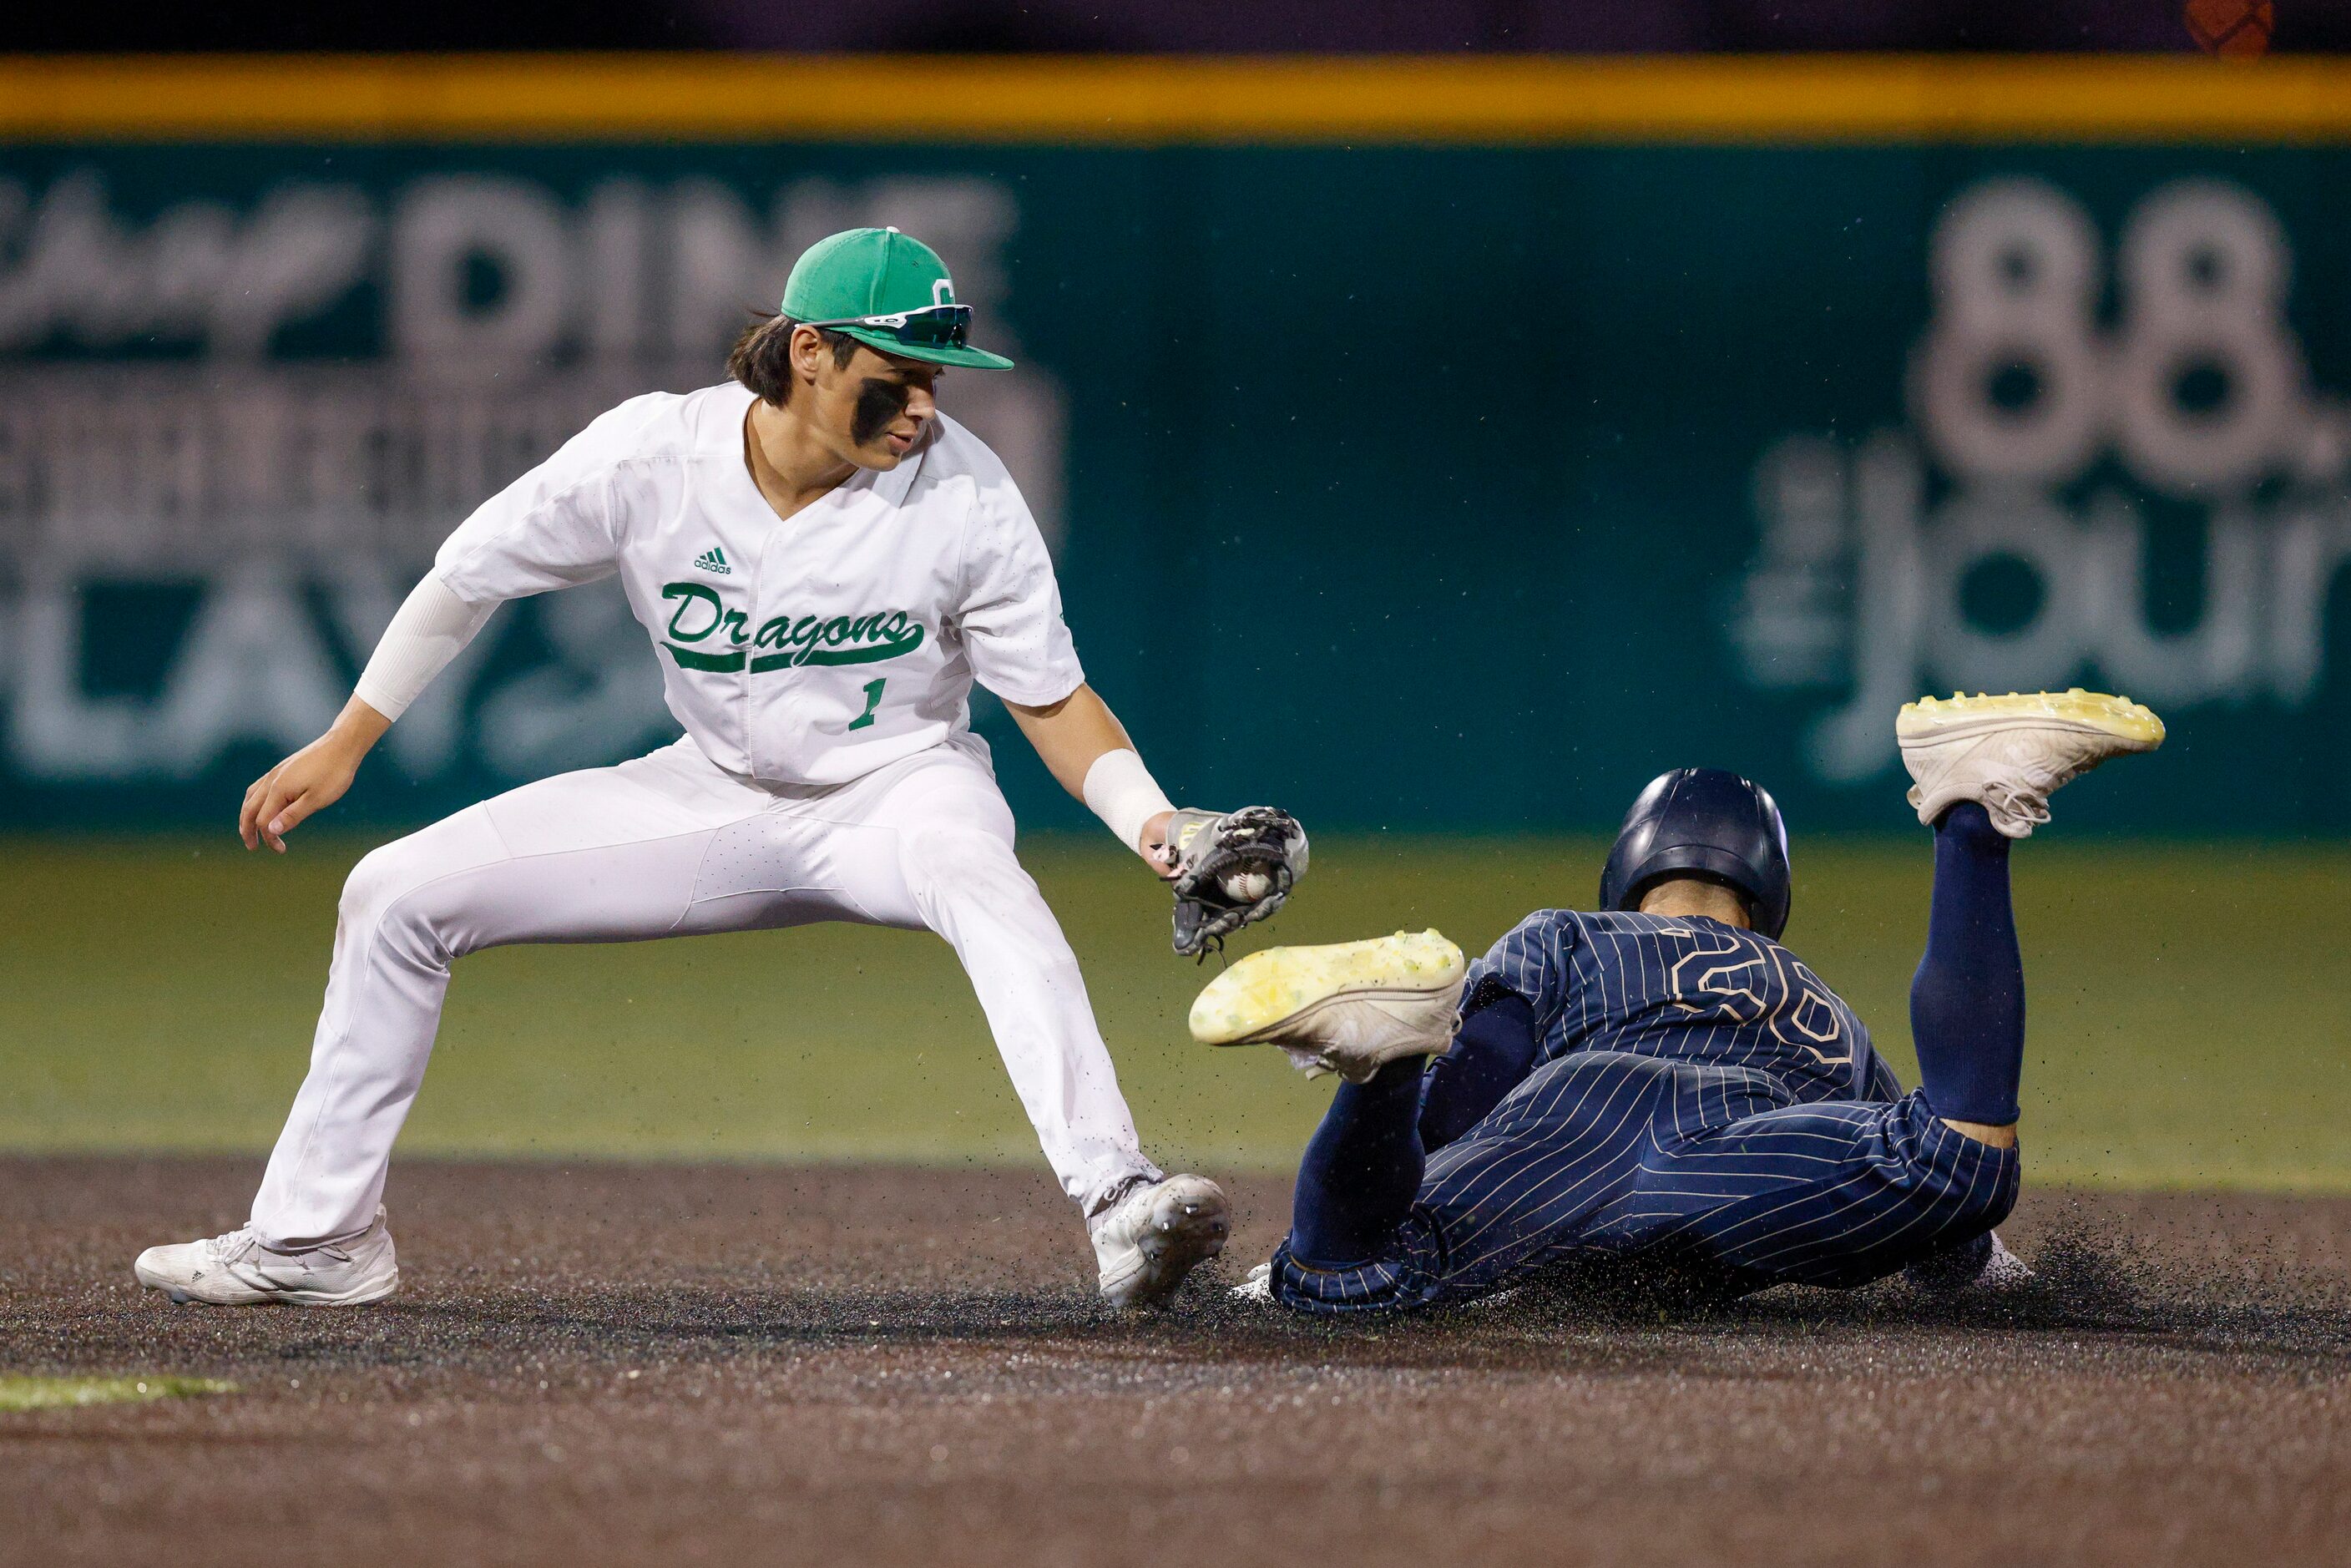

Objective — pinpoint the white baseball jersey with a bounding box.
[432,382,1084,786]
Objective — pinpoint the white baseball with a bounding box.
[1221,867,1274,902]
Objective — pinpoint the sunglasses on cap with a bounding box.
[800,303,973,350]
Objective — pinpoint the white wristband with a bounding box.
[1082,748,1176,855]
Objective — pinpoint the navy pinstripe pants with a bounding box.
[1270,1051,2020,1314]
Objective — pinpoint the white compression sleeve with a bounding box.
[351,575,495,721]
[1082,748,1176,854]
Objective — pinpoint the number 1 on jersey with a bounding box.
[847,677,886,731]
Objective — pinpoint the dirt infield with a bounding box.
[3,1157,2347,1567]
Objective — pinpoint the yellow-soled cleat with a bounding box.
[1188,930,1467,1083]
[1897,688,2164,837]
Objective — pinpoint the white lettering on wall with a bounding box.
[0,168,1065,784]
[1737,176,2351,782]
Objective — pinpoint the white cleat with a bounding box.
[134,1206,400,1307]
[1188,930,1467,1084]
[1092,1174,1230,1309]
[1898,689,2165,838]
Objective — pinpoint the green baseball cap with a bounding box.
[780,226,1014,372]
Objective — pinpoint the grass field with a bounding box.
[3,832,2345,1188]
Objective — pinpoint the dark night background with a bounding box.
[0,0,2330,55]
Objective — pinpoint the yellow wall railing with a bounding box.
[0,53,2345,144]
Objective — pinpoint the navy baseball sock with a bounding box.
[1418,989,1542,1151]
[1909,801,2025,1125]
[1290,1060,1428,1266]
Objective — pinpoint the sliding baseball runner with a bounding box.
[133,226,1306,1310]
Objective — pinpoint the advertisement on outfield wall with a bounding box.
[1,144,2346,831]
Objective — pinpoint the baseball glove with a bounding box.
[1165,805,1310,958]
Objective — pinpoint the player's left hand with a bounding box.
[1164,806,1309,958]
[1140,811,1182,881]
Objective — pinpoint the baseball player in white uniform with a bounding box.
[133,227,1289,1310]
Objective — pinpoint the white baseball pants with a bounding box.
[250,733,1160,1247]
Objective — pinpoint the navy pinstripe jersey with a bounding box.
[1264,911,2007,1313]
[1464,910,1893,1106]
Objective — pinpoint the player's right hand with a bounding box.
[238,700,391,852]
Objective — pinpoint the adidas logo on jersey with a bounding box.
[693,545,731,575]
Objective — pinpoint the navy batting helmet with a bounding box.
[1597,768,1792,939]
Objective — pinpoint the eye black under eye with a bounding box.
[852,377,914,443]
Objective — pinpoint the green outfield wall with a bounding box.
[3,58,2348,833]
